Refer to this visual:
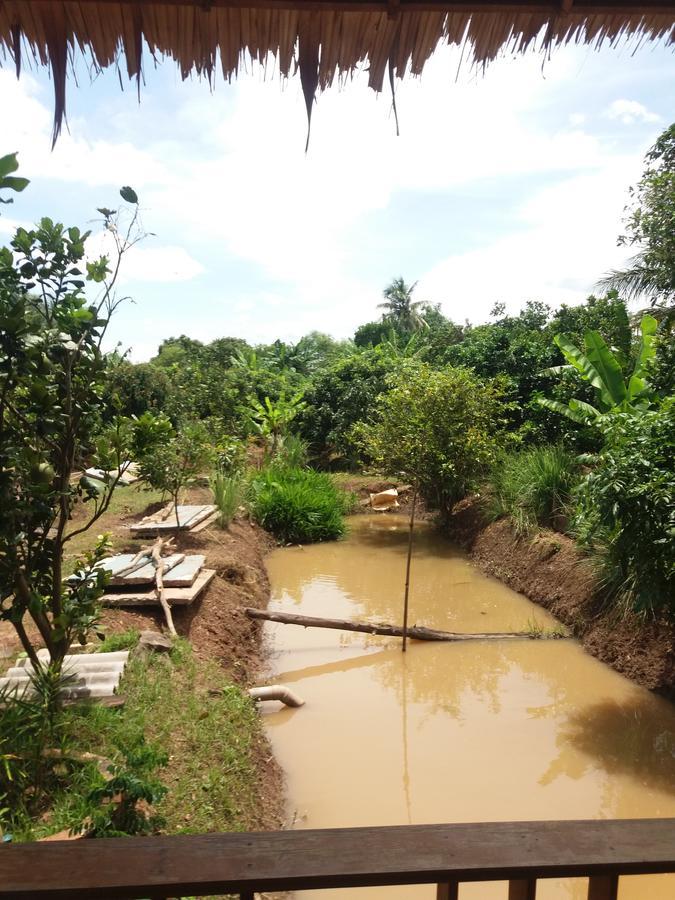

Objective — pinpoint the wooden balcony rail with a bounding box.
[2,818,675,900]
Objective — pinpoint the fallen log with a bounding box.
[245,608,566,642]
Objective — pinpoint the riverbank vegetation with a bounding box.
[0,124,673,841]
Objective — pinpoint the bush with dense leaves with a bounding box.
[354,362,508,517]
[247,465,352,543]
[574,399,675,614]
[297,347,396,465]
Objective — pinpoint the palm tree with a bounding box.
[378,277,429,333]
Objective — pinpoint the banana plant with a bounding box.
[248,392,306,456]
[538,314,658,424]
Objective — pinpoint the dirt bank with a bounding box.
[447,496,675,698]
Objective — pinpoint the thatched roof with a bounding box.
[1,0,674,145]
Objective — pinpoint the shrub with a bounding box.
[211,471,243,528]
[248,465,351,543]
[574,400,675,614]
[487,445,579,534]
[353,361,508,517]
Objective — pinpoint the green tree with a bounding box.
[378,277,429,333]
[0,183,142,673]
[138,422,213,526]
[599,123,675,308]
[103,359,174,419]
[354,362,507,517]
[296,347,397,465]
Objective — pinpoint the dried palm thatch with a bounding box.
[1,0,673,147]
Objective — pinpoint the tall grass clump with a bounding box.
[487,445,579,535]
[211,471,243,528]
[248,464,351,543]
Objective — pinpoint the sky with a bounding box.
[1,35,673,360]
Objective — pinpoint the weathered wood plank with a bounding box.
[1,819,674,899]
[99,553,186,585]
[245,608,565,642]
[102,569,215,607]
[130,505,216,534]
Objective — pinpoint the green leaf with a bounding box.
[632,314,658,381]
[0,153,19,178]
[583,331,626,408]
[569,398,601,421]
[120,186,138,204]
[553,334,606,400]
[1,175,29,194]
[537,397,590,425]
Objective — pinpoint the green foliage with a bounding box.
[574,400,675,614]
[539,315,658,424]
[0,153,29,208]
[276,433,309,468]
[138,421,213,523]
[0,672,66,829]
[297,346,396,464]
[599,123,675,308]
[248,465,351,543]
[103,360,173,419]
[248,392,305,456]
[487,445,579,535]
[354,362,507,516]
[85,742,167,837]
[130,411,174,458]
[378,277,429,334]
[211,471,243,528]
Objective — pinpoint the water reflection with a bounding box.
[263,515,675,900]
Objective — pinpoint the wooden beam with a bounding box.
[2,819,675,899]
[9,0,675,13]
[245,607,566,642]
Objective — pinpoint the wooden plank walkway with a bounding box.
[1,819,675,899]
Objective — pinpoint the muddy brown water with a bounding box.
[262,515,675,900]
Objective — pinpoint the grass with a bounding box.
[96,628,141,653]
[3,641,270,840]
[486,445,579,536]
[211,471,244,529]
[248,464,354,544]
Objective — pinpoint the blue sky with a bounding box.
[1,36,673,360]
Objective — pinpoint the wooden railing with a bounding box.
[2,819,675,899]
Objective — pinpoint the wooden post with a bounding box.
[587,875,618,900]
[402,487,417,653]
[509,878,537,899]
[436,882,459,900]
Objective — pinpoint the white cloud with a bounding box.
[86,229,204,283]
[418,159,641,322]
[605,99,661,125]
[0,40,669,356]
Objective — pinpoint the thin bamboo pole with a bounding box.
[402,487,417,653]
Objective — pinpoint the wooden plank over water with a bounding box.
[2,819,675,899]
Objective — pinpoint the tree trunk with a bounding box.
[245,608,559,642]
